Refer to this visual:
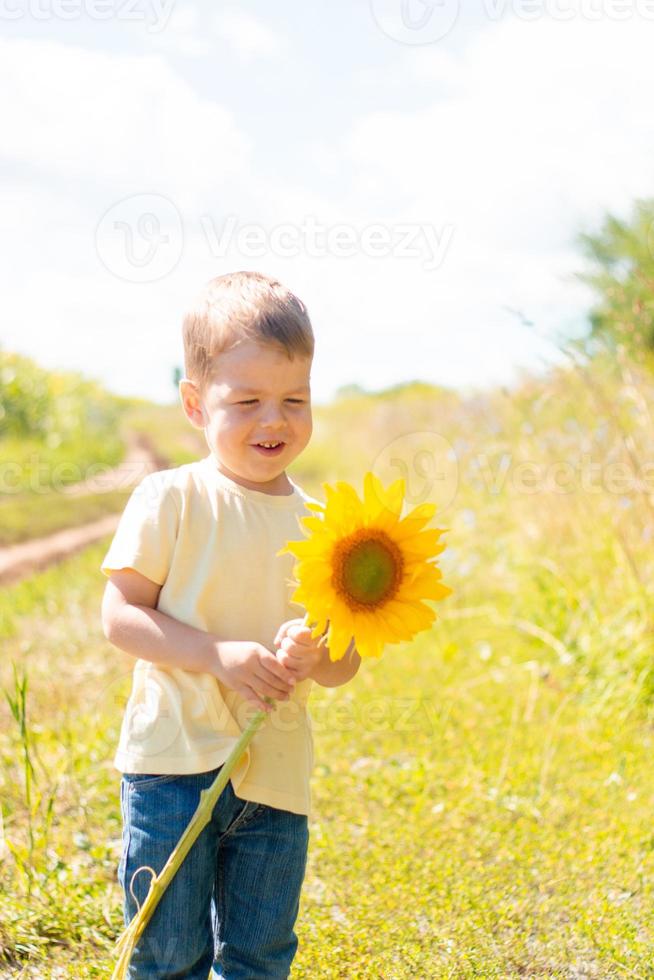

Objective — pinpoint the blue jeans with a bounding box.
[118,766,309,979]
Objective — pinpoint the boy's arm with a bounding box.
[102,569,218,674]
[309,638,361,688]
[102,569,297,713]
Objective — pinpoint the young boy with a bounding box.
[100,270,361,979]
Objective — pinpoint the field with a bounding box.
[2,347,654,978]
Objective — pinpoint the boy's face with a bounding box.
[180,340,313,494]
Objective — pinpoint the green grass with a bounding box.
[300,646,654,977]
[0,489,133,547]
[3,349,654,976]
[0,541,128,976]
[0,432,126,495]
[2,538,654,977]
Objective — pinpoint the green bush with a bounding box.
[0,350,122,445]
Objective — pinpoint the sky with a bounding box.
[2,0,654,406]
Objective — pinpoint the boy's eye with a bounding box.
[236,399,305,405]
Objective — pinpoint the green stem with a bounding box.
[111,696,273,979]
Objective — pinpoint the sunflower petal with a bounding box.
[310,619,327,640]
[319,482,359,535]
[399,529,448,558]
[279,539,321,558]
[363,471,405,521]
[326,622,354,662]
[405,501,437,523]
[384,477,406,517]
[357,631,385,659]
[298,516,339,540]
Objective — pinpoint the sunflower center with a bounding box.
[332,529,404,610]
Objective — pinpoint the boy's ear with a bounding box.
[179,378,206,429]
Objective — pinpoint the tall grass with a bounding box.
[3,665,59,904]
[2,345,654,976]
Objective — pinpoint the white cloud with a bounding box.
[331,16,654,374]
[0,37,250,200]
[0,36,252,402]
[150,3,213,58]
[349,17,654,225]
[212,9,287,63]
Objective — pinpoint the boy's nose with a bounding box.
[258,408,286,427]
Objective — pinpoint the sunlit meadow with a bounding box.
[2,344,654,977]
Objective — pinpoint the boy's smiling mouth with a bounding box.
[252,441,286,456]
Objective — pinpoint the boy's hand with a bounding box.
[212,639,297,714]
[273,618,325,683]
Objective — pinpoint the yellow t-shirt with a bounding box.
[100,452,319,817]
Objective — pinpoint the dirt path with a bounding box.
[0,432,169,587]
[59,430,169,497]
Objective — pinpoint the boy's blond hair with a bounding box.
[182,270,314,394]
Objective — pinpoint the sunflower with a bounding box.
[277,471,453,662]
